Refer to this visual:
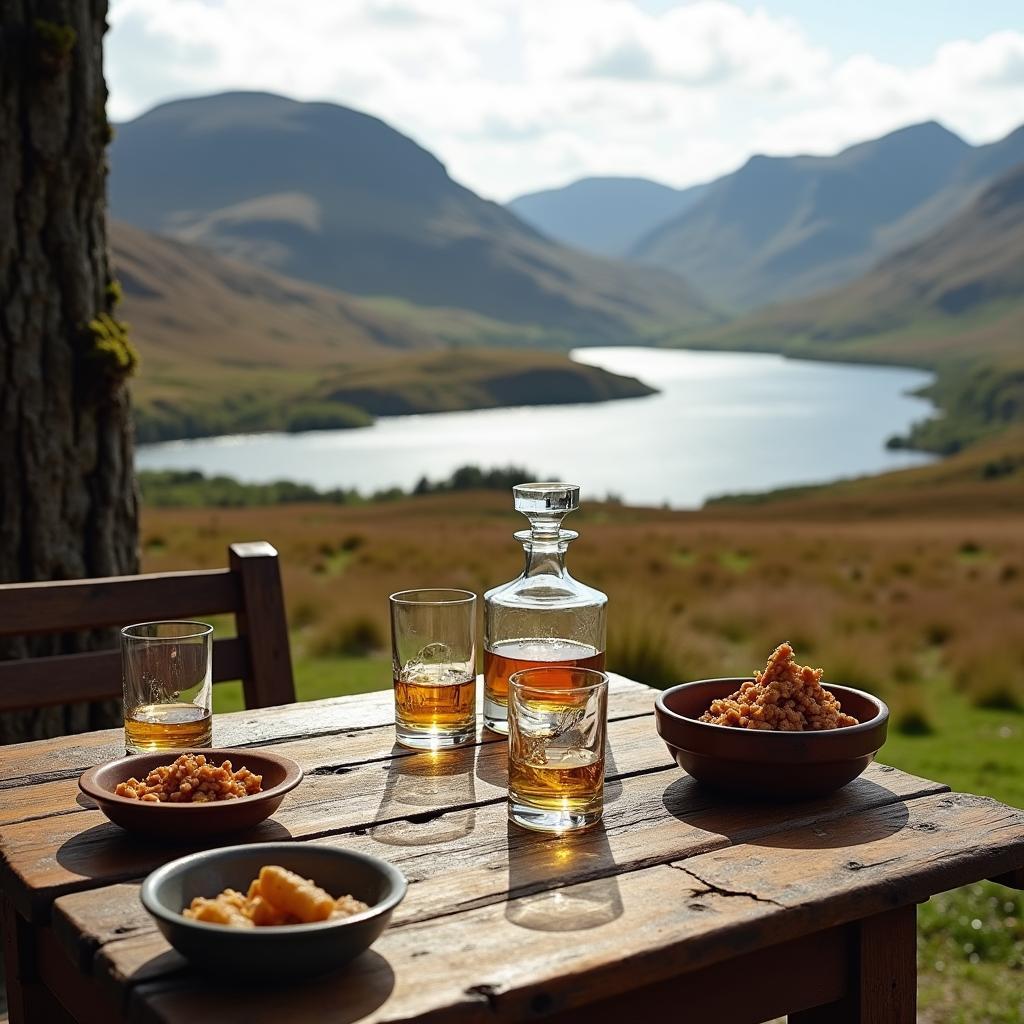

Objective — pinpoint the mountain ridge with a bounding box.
[110,91,714,343]
[630,119,1024,311]
[508,176,708,257]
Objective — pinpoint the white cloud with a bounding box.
[105,0,1024,201]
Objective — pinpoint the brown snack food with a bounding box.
[113,753,262,802]
[183,865,369,927]
[699,642,859,731]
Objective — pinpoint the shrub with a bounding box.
[895,708,935,736]
[311,615,385,657]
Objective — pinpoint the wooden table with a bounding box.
[2,676,1023,1024]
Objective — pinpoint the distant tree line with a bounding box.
[139,465,545,508]
[413,465,542,495]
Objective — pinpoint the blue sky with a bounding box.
[638,1,1023,61]
[106,1,1024,199]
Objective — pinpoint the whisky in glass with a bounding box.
[389,589,477,750]
[508,666,608,833]
[121,621,213,753]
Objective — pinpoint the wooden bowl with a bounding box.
[79,748,302,838]
[141,842,407,977]
[655,678,889,799]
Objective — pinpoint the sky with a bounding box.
[106,0,1024,202]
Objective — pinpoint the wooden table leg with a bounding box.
[790,905,916,1024]
[2,897,76,1024]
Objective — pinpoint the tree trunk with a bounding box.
[0,0,139,742]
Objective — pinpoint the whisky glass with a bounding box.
[121,621,213,753]
[507,666,608,833]
[389,589,477,750]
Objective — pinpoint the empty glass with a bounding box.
[121,621,213,753]
[507,666,608,833]
[389,589,477,750]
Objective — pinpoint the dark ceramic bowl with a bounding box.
[655,678,889,799]
[79,748,302,838]
[141,843,407,977]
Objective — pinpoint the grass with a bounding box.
[212,656,391,714]
[142,480,1024,1022]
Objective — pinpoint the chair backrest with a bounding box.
[0,541,296,713]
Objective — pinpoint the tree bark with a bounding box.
[0,0,139,742]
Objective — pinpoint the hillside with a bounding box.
[314,348,655,416]
[112,223,658,442]
[707,424,1024,519]
[508,177,707,257]
[110,92,714,343]
[631,120,1024,311]
[667,164,1024,452]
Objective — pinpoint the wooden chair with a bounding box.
[0,541,295,714]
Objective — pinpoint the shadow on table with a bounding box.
[55,817,293,879]
[473,728,508,793]
[660,774,911,849]
[135,949,395,1019]
[504,820,623,932]
[371,743,477,846]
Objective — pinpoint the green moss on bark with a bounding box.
[33,19,77,75]
[83,313,139,384]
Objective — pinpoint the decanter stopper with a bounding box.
[513,483,580,539]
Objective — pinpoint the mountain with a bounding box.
[109,92,713,343]
[507,177,708,257]
[669,163,1024,452]
[680,162,1024,353]
[632,120,1024,311]
[111,222,655,442]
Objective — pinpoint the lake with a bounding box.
[136,347,937,508]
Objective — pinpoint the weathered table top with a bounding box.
[2,676,1023,1024]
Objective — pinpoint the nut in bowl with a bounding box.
[141,843,407,977]
[78,748,303,838]
[655,644,889,799]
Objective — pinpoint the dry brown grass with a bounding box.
[141,492,1024,710]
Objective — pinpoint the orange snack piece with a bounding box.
[185,895,254,927]
[258,865,336,922]
[699,642,859,731]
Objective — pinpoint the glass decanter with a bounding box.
[483,482,607,734]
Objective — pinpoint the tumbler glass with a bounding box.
[389,589,477,750]
[507,666,608,833]
[121,621,213,753]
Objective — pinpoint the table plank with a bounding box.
[0,707,665,920]
[90,791,1024,1024]
[51,758,946,983]
[0,676,655,790]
